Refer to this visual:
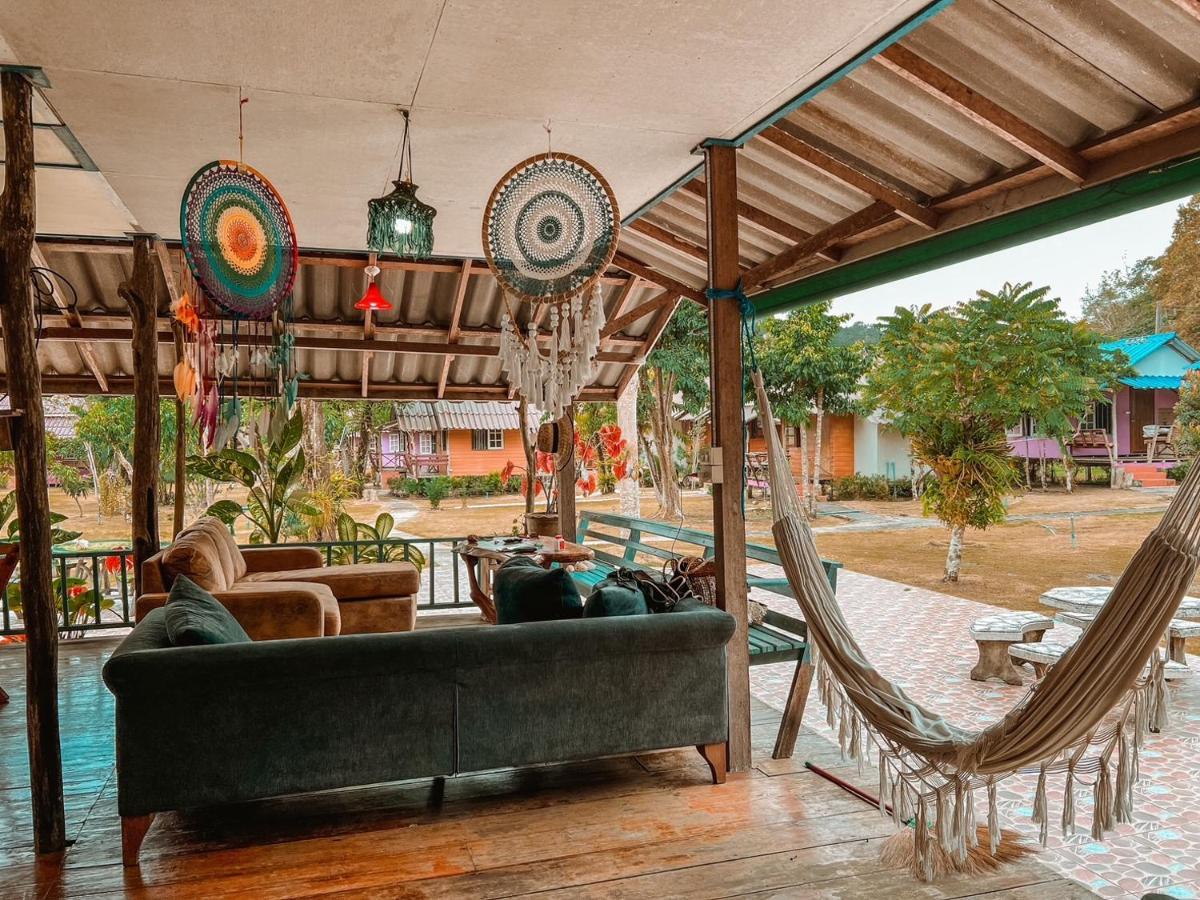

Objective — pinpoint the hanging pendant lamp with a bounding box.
[355,263,393,312]
[367,109,436,258]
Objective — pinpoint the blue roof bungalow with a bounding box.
[1009,332,1200,471]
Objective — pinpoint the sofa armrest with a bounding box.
[212,583,334,640]
[239,545,324,573]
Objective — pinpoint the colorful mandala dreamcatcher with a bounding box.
[175,154,301,450]
[484,152,619,420]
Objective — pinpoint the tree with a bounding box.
[864,283,1115,581]
[1079,256,1161,339]
[72,397,182,515]
[1157,195,1200,345]
[1174,370,1200,458]
[758,303,871,515]
[638,303,708,519]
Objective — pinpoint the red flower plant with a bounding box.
[68,585,88,599]
[104,550,132,575]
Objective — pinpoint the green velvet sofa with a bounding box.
[103,598,735,865]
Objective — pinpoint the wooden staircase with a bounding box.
[1121,462,1177,488]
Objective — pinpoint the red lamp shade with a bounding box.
[355,281,392,312]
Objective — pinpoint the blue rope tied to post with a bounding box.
[705,279,759,372]
[705,279,759,513]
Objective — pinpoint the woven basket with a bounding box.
[668,557,765,624]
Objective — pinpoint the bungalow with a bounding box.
[1010,331,1200,469]
[376,401,524,479]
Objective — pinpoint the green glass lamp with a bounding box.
[367,110,436,258]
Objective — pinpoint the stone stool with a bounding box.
[1010,639,1189,681]
[969,611,1054,685]
[1057,611,1200,666]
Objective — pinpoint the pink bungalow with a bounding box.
[1009,332,1200,484]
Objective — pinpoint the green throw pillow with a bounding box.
[584,580,649,618]
[494,556,583,625]
[164,575,252,646]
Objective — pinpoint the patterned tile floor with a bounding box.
[747,570,1200,900]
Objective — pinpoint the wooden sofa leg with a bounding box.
[773,661,814,760]
[697,742,727,785]
[122,814,154,867]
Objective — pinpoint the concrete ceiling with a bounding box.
[0,0,932,255]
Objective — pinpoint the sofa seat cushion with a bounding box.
[339,596,417,634]
[162,524,230,592]
[494,557,583,625]
[221,580,341,637]
[241,562,419,600]
[164,576,252,646]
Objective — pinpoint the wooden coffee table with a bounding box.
[453,537,594,624]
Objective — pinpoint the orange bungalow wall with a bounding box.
[744,414,856,481]
[442,428,525,476]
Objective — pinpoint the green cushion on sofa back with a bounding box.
[494,556,583,625]
[164,575,252,646]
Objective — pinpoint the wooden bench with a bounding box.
[574,511,842,759]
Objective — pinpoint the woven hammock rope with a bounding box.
[483,152,618,305]
[749,367,1199,880]
[180,160,298,320]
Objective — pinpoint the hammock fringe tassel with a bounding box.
[746,367,1193,882]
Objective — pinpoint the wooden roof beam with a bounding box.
[601,289,677,340]
[679,180,840,262]
[438,259,472,399]
[1166,0,1200,21]
[611,252,706,305]
[742,201,894,290]
[628,220,709,263]
[876,44,1088,184]
[615,295,681,397]
[760,126,939,230]
[32,242,108,392]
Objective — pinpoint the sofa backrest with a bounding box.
[143,517,247,595]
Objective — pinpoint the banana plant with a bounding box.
[331,511,425,572]
[0,489,83,599]
[188,411,319,544]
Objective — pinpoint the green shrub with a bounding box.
[1168,461,1191,483]
[828,473,911,501]
[424,477,451,509]
[386,475,406,497]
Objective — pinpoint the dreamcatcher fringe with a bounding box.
[498,283,606,420]
[811,645,1165,879]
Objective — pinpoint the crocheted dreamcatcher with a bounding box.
[175,149,301,449]
[484,152,619,419]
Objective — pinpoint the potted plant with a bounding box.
[502,451,560,537]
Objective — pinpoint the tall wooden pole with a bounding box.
[171,321,187,537]
[0,69,67,853]
[557,404,577,540]
[705,144,751,772]
[120,235,161,595]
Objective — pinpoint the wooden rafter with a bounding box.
[611,252,706,305]
[438,259,472,399]
[628,220,708,262]
[32,374,622,402]
[742,201,893,290]
[876,44,1088,184]
[760,126,938,229]
[361,252,377,399]
[679,180,840,262]
[616,294,680,397]
[24,325,641,364]
[600,289,677,340]
[31,243,108,392]
[598,276,642,351]
[1165,0,1200,21]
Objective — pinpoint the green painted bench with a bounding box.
[573,511,842,758]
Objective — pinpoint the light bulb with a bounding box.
[394,217,414,235]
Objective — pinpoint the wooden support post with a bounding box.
[171,321,187,538]
[705,144,751,773]
[120,235,161,596]
[557,405,577,539]
[0,69,67,854]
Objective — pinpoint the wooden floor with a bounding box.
[0,638,1096,899]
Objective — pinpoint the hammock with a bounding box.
[750,368,1198,879]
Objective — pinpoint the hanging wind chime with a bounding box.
[174,89,301,450]
[483,136,619,420]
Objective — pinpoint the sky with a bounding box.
[828,197,1188,325]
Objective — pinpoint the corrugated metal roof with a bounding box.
[16,245,664,402]
[622,0,1200,303]
[388,400,520,432]
[1122,375,1186,390]
[1100,332,1180,365]
[0,396,79,439]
